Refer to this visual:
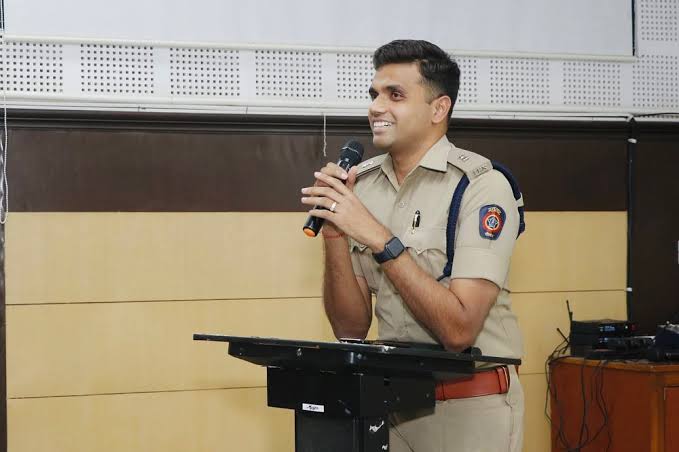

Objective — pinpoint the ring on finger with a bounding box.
[330,201,337,213]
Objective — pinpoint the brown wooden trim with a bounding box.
[7,111,634,212]
[560,357,679,373]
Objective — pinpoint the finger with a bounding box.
[300,196,335,209]
[301,185,342,201]
[308,208,333,220]
[321,163,349,181]
[313,171,352,195]
[312,177,331,188]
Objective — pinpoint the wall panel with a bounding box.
[6,378,557,452]
[632,134,679,332]
[6,289,626,397]
[521,373,551,452]
[8,388,293,452]
[6,211,626,305]
[510,212,626,293]
[7,298,333,398]
[7,119,629,214]
[6,212,323,304]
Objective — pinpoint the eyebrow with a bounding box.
[368,84,407,96]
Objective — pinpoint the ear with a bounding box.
[431,96,452,125]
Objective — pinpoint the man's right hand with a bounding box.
[303,162,358,236]
[306,162,373,340]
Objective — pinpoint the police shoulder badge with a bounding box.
[479,204,506,240]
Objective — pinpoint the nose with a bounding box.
[369,95,386,117]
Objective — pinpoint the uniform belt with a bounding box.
[435,365,511,401]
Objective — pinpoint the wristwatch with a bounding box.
[373,236,405,264]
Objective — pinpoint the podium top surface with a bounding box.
[194,334,521,379]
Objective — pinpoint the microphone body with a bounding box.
[303,140,364,237]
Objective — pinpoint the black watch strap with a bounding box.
[373,236,405,264]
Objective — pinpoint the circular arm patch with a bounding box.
[479,204,506,240]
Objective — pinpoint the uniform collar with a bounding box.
[417,135,452,172]
[380,134,451,178]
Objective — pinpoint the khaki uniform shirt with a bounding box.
[349,135,523,360]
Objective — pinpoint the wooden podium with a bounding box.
[549,357,679,452]
[194,335,520,452]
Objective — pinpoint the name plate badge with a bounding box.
[302,403,325,413]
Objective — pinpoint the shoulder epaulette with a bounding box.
[356,154,387,177]
[446,146,491,180]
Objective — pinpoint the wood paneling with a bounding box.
[8,113,631,213]
[510,212,626,293]
[520,373,551,452]
[632,134,679,333]
[452,132,627,212]
[5,366,564,452]
[6,298,334,398]
[0,222,5,452]
[8,128,351,212]
[6,212,323,304]
[7,388,293,452]
[666,387,679,452]
[6,211,626,305]
[549,358,679,452]
[6,290,625,398]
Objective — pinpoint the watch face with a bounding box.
[373,236,405,263]
[386,237,405,257]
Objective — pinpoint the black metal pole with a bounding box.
[631,0,637,56]
[626,118,637,324]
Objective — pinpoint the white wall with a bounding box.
[7,0,633,56]
[2,0,678,120]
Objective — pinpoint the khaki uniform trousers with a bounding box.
[389,366,524,452]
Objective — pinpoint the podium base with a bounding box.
[295,413,388,452]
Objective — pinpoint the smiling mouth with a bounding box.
[372,121,393,129]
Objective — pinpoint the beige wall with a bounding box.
[5,211,627,452]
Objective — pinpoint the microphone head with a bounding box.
[339,140,364,166]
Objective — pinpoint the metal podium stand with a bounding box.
[194,334,520,452]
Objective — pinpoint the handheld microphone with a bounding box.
[303,140,364,237]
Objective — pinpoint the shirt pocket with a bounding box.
[349,238,381,293]
[349,238,368,253]
[401,227,448,278]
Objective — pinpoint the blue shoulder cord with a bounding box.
[437,175,470,281]
[492,161,526,237]
[437,161,525,282]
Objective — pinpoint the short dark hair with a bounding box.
[373,40,460,122]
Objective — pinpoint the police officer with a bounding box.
[301,40,524,452]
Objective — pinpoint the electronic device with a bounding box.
[647,323,679,361]
[570,336,655,358]
[570,319,638,337]
[569,318,648,358]
[654,323,679,348]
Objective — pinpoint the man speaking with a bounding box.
[301,39,524,452]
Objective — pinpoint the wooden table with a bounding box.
[549,357,679,452]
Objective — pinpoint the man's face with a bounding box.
[368,62,438,153]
